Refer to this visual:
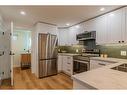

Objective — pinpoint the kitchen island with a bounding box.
[72,57,127,89]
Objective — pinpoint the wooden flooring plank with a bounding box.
[0,68,73,90]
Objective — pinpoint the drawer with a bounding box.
[66,62,72,67]
[65,68,72,75]
[90,60,114,70]
[67,56,73,63]
[90,60,105,70]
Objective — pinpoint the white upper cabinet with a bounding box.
[58,7,127,45]
[106,8,125,44]
[84,19,96,31]
[95,7,126,44]
[95,15,108,44]
[68,28,79,45]
[124,7,127,43]
[58,28,69,46]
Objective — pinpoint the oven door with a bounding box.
[73,60,90,75]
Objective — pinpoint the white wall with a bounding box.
[12,30,31,67]
[0,15,11,79]
[31,22,58,77]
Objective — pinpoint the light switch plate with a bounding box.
[121,51,126,56]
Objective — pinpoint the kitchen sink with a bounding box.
[111,63,127,72]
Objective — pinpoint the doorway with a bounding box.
[12,29,31,69]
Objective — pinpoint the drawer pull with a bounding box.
[98,63,106,66]
[67,69,70,71]
[67,63,71,64]
[68,57,70,59]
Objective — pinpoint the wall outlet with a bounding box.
[121,51,126,56]
[76,49,79,53]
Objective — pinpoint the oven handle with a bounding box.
[73,60,89,64]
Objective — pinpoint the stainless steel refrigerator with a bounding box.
[38,33,58,78]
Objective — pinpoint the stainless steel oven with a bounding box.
[73,56,90,74]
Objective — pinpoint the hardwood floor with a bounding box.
[0,68,73,89]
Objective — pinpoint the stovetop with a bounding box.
[73,53,99,62]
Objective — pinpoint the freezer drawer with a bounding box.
[39,58,57,78]
[39,60,47,78]
[47,59,57,76]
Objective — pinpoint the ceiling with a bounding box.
[0,6,122,29]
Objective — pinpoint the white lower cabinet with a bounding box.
[90,59,115,70]
[57,55,63,72]
[58,55,73,76]
[73,80,96,89]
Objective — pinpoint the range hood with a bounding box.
[76,31,96,41]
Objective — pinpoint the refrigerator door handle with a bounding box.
[45,34,50,74]
[51,36,58,58]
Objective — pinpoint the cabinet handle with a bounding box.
[122,41,124,43]
[67,69,70,71]
[67,63,71,64]
[0,51,4,56]
[67,57,70,59]
[118,41,121,43]
[9,51,15,55]
[98,63,106,66]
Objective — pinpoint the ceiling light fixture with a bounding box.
[20,11,26,15]
[110,13,114,16]
[76,25,80,28]
[66,23,70,26]
[100,8,105,11]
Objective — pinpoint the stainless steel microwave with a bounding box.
[76,31,96,41]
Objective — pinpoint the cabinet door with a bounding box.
[57,55,63,72]
[62,55,73,75]
[62,56,68,71]
[95,15,108,45]
[124,7,127,43]
[90,60,104,70]
[107,8,125,44]
[90,60,114,70]
[58,29,69,46]
[68,28,79,45]
[84,19,96,31]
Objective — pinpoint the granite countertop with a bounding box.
[72,57,127,89]
[58,53,81,56]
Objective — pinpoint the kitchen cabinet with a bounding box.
[62,55,73,75]
[58,55,73,76]
[57,55,63,72]
[58,28,69,46]
[106,8,126,44]
[68,28,79,45]
[84,19,96,32]
[83,7,126,45]
[124,7,127,43]
[73,79,96,89]
[21,53,31,69]
[58,7,127,45]
[58,27,81,46]
[95,15,108,44]
[95,7,126,44]
[90,59,115,70]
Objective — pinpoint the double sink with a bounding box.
[111,63,127,72]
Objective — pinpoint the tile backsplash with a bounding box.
[97,44,127,59]
[58,44,127,59]
[58,45,84,54]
